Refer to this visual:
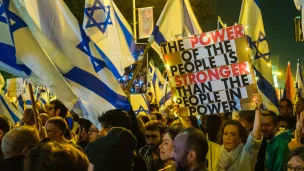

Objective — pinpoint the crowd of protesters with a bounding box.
[0,96,304,171]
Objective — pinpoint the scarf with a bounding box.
[216,143,244,171]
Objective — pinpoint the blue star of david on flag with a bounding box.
[134,105,149,115]
[84,0,112,33]
[246,31,271,63]
[76,27,107,73]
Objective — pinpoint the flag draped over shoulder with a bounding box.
[0,0,79,112]
[149,0,202,58]
[239,0,279,113]
[283,62,295,103]
[83,0,138,79]
[296,59,304,98]
[0,73,22,124]
[17,0,131,128]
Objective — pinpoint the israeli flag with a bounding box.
[18,0,131,128]
[83,0,138,79]
[130,94,150,115]
[149,61,165,105]
[149,0,202,58]
[239,0,279,113]
[296,59,304,98]
[159,81,172,107]
[1,0,81,112]
[0,0,42,84]
[0,73,22,124]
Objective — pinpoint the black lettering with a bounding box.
[184,62,195,73]
[229,76,241,88]
[207,103,221,114]
[198,93,207,104]
[208,57,217,68]
[193,84,203,94]
[241,74,250,86]
[168,41,178,53]
[181,50,192,62]
[229,101,239,111]
[212,42,224,56]
[229,88,242,100]
[205,45,213,56]
[194,60,203,72]
[170,66,178,76]
[192,49,199,61]
[189,106,197,115]
[160,44,168,54]
[200,82,213,93]
[198,105,208,115]
[224,40,232,52]
[178,64,185,75]
[189,95,199,106]
[222,101,230,112]
[213,91,221,102]
[223,53,229,65]
[206,93,215,103]
[182,96,190,107]
[177,39,184,51]
[229,51,238,64]
[221,78,229,89]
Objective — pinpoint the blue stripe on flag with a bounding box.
[114,11,138,61]
[141,94,150,113]
[254,67,279,108]
[94,44,121,79]
[25,100,32,105]
[17,95,24,110]
[64,67,131,111]
[41,98,47,105]
[152,26,167,45]
[254,0,261,8]
[160,91,172,106]
[0,94,19,123]
[0,43,31,75]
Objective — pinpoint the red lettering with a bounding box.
[190,36,199,48]
[175,76,182,87]
[231,63,239,76]
[210,29,225,44]
[188,73,197,85]
[199,33,211,46]
[233,25,244,38]
[238,62,250,75]
[219,65,231,78]
[181,74,188,85]
[226,27,234,40]
[196,71,208,83]
[207,68,220,81]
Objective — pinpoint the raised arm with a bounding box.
[252,94,262,140]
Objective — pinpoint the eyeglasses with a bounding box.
[284,164,304,171]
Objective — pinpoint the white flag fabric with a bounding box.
[159,81,172,107]
[239,0,279,113]
[149,0,202,58]
[18,0,131,128]
[149,61,165,105]
[138,7,154,39]
[130,94,150,115]
[83,0,138,79]
[0,0,80,112]
[6,78,24,98]
[296,59,304,98]
[0,73,22,124]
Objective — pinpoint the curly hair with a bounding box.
[219,120,248,144]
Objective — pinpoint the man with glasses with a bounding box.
[139,120,165,171]
[171,127,208,171]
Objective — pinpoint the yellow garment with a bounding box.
[206,140,221,171]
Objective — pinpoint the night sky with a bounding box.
[199,0,303,85]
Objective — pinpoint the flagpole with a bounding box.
[28,83,39,129]
[125,44,151,93]
[133,0,137,43]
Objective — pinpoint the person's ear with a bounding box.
[55,109,61,116]
[22,146,31,156]
[187,150,197,163]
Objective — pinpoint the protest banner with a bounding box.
[161,24,258,116]
[6,78,24,98]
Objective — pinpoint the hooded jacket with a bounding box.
[85,127,137,171]
[265,130,293,171]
